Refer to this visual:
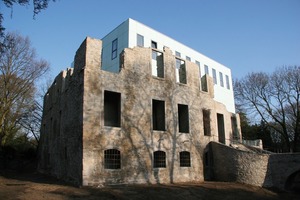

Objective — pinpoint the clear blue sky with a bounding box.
[1,0,300,80]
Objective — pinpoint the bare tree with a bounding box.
[0,32,49,147]
[234,66,300,152]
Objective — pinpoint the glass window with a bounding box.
[137,34,144,47]
[212,68,217,84]
[226,75,230,90]
[111,38,118,60]
[153,151,166,168]
[175,51,181,57]
[219,72,224,87]
[151,41,157,49]
[186,56,191,61]
[204,65,209,75]
[104,149,121,169]
[180,151,191,167]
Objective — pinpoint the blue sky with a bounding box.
[1,0,300,80]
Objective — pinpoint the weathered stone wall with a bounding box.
[39,37,241,186]
[209,142,300,191]
[80,38,240,186]
[38,38,92,185]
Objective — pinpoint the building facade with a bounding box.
[38,19,241,186]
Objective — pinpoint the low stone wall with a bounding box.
[208,142,300,191]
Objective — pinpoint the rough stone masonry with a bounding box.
[38,37,242,186]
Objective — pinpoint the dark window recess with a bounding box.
[104,149,121,169]
[217,113,225,144]
[152,100,165,131]
[153,151,166,168]
[152,50,164,78]
[104,91,121,127]
[151,41,157,49]
[178,104,189,133]
[201,75,208,92]
[231,115,240,140]
[111,38,118,59]
[180,151,191,167]
[203,109,211,136]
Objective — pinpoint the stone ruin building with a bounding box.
[38,19,300,190]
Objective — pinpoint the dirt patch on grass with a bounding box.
[0,170,299,200]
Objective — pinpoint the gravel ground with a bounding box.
[0,170,299,200]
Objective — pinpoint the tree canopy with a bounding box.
[234,66,300,152]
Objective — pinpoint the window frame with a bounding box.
[137,34,144,47]
[204,65,209,75]
[151,40,157,49]
[226,75,231,90]
[212,68,217,84]
[153,151,166,168]
[219,72,224,87]
[179,151,191,167]
[104,149,121,169]
[111,38,118,60]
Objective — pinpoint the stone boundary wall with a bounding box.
[208,142,300,191]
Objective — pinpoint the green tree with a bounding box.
[0,32,49,147]
[234,66,300,152]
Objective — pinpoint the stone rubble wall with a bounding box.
[39,37,241,186]
[209,142,300,191]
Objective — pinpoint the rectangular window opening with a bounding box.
[201,76,208,92]
[176,58,187,84]
[212,68,217,84]
[104,149,121,169]
[226,75,231,90]
[217,113,225,144]
[152,99,165,131]
[219,72,224,87]
[178,104,189,133]
[180,151,191,167]
[203,109,211,136]
[204,65,209,75]
[111,38,118,60]
[153,151,166,168]
[151,41,157,49]
[137,34,144,47]
[152,50,164,78]
[104,91,121,127]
